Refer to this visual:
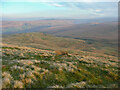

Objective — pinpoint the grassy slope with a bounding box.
[2,20,118,56]
[2,43,119,88]
[2,44,119,88]
[3,32,118,56]
[2,32,119,88]
[45,22,118,52]
[2,32,94,52]
[2,20,118,88]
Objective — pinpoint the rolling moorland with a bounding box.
[2,32,119,88]
[2,20,118,56]
[2,19,119,88]
[2,20,118,46]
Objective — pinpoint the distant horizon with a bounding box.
[1,17,118,21]
[2,2,118,20]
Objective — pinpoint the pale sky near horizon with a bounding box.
[1,2,118,19]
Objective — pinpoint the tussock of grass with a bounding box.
[2,44,119,88]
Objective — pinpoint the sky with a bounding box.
[1,2,118,19]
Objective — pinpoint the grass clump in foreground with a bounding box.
[2,44,119,88]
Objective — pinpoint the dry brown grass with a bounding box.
[55,50,68,56]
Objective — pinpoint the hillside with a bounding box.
[2,32,119,88]
[2,20,74,34]
[2,20,118,43]
[2,20,118,56]
[48,22,118,41]
[2,32,94,52]
[2,20,117,40]
[2,32,118,56]
[2,43,119,88]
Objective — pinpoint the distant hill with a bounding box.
[2,20,74,34]
[2,32,118,56]
[2,19,117,40]
[43,22,118,41]
[2,32,89,51]
[2,20,117,43]
[2,19,118,56]
[2,20,118,43]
